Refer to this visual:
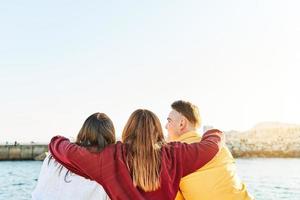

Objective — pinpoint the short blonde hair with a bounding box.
[171,100,201,128]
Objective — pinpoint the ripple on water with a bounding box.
[236,158,300,200]
[1,158,300,200]
[0,161,42,200]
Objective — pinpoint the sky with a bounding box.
[0,0,299,143]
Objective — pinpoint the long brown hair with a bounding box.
[75,112,116,151]
[49,112,115,181]
[122,109,165,191]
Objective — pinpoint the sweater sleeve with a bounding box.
[48,136,102,182]
[175,129,224,177]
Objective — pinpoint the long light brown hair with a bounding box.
[122,109,165,192]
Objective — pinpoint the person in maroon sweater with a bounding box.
[49,109,224,200]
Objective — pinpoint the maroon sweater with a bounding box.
[49,129,223,200]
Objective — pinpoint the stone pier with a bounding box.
[0,144,48,161]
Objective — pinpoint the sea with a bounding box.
[0,158,299,200]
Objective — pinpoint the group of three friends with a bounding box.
[32,100,253,200]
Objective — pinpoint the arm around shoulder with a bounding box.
[49,135,101,181]
[177,129,224,176]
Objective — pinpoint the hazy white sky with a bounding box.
[1,0,299,143]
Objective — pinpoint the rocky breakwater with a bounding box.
[0,144,48,161]
[225,122,300,158]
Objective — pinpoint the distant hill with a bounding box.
[225,122,300,157]
[252,121,299,130]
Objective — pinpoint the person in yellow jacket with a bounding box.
[165,100,254,200]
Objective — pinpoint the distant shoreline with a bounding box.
[225,122,300,158]
[2,122,300,160]
[1,145,300,161]
[227,148,300,158]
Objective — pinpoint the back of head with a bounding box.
[171,100,201,128]
[48,112,116,179]
[76,113,116,151]
[122,109,165,192]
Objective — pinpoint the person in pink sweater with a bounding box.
[50,109,224,200]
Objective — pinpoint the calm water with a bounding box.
[0,158,299,200]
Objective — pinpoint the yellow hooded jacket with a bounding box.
[174,131,253,200]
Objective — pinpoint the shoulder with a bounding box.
[98,141,124,159]
[161,142,186,157]
[102,141,122,152]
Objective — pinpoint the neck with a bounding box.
[168,127,197,141]
[181,126,197,135]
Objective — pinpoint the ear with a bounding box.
[179,118,187,130]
